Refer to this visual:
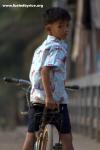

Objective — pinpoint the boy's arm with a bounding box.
[41,66,58,109]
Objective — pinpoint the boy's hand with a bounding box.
[45,97,59,110]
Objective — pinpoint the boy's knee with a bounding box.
[22,132,36,150]
[60,133,74,150]
[60,133,73,144]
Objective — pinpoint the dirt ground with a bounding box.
[0,126,100,150]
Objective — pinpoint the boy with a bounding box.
[22,7,74,150]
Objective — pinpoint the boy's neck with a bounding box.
[47,34,64,41]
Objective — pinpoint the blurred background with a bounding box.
[0,0,100,150]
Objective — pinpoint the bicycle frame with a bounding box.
[2,76,80,150]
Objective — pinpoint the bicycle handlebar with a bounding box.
[3,77,31,86]
[3,76,80,90]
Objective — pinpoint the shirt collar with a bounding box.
[46,35,68,49]
[46,35,67,43]
[46,35,58,42]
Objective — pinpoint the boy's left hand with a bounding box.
[45,97,59,110]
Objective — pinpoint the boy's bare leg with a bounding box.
[60,133,74,150]
[22,132,36,150]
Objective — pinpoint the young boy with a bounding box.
[22,7,74,150]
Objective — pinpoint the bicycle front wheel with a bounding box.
[40,124,59,150]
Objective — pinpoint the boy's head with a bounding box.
[43,7,71,40]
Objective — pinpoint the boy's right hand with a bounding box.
[45,97,59,110]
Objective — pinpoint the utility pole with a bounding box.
[71,0,84,61]
[90,0,97,73]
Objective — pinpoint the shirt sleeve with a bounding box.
[42,45,65,68]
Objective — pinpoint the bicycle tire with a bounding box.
[34,132,43,150]
[40,124,60,150]
[34,139,42,150]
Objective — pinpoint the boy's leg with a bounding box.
[58,104,74,150]
[22,104,44,150]
[60,133,74,150]
[22,132,36,150]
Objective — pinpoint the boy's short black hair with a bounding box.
[43,7,71,25]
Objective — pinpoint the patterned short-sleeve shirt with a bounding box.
[29,35,69,104]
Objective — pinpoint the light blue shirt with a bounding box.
[29,35,69,104]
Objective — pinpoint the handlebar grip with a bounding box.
[66,85,80,90]
[3,77,31,86]
[3,77,19,83]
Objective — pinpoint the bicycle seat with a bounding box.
[30,103,59,114]
[30,102,45,107]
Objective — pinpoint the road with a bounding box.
[73,134,100,150]
[0,127,100,150]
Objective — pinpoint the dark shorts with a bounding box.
[28,104,71,134]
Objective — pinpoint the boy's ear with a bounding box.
[45,24,52,32]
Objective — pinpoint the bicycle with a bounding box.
[2,76,79,150]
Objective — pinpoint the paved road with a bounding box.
[0,127,100,150]
[73,134,100,150]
